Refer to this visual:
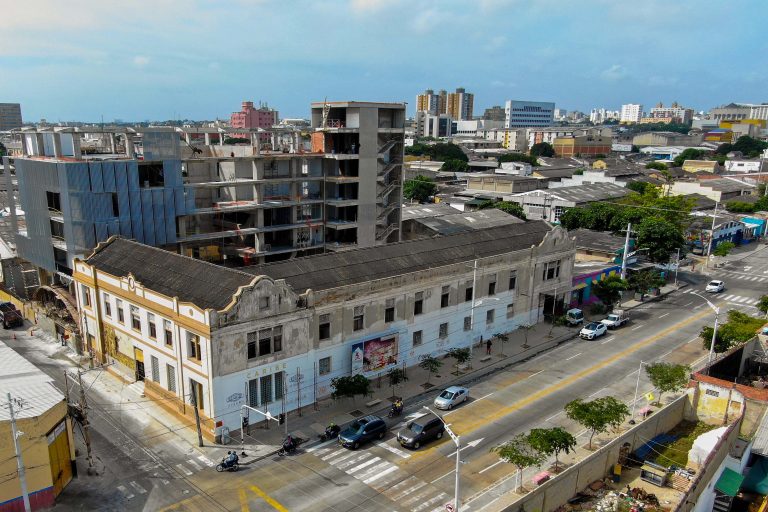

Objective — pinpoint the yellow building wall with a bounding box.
[0,401,73,505]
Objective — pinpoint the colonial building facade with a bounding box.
[73,222,575,439]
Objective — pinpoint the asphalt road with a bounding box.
[5,244,767,512]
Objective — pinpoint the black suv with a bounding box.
[339,415,387,449]
[397,413,445,449]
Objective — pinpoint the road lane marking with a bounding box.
[249,485,288,512]
[659,349,674,359]
[375,441,412,459]
[474,392,494,402]
[355,461,392,481]
[335,452,371,470]
[364,465,399,484]
[479,459,504,474]
[197,455,215,467]
[565,352,582,361]
[129,481,147,494]
[186,458,202,470]
[431,469,454,483]
[545,412,562,422]
[413,493,450,512]
[117,485,135,500]
[589,387,606,398]
[305,439,336,452]
[631,324,644,331]
[239,489,249,512]
[659,313,670,318]
[175,463,192,476]
[683,301,694,307]
[687,337,699,344]
[389,479,426,500]
[600,337,614,345]
[347,456,381,473]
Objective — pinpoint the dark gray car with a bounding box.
[397,414,445,449]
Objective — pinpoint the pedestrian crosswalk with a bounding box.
[679,288,760,306]
[311,445,450,512]
[717,270,768,283]
[115,455,217,500]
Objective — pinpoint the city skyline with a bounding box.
[1,0,767,122]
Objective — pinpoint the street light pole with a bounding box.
[469,259,478,349]
[629,361,644,424]
[674,248,681,288]
[620,223,632,280]
[690,291,720,374]
[425,406,461,511]
[706,202,719,269]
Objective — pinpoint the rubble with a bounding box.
[557,483,662,512]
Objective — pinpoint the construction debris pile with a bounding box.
[554,480,663,512]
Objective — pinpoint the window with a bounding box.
[554,206,564,222]
[166,364,176,393]
[488,276,497,296]
[150,355,159,381]
[111,193,120,217]
[164,320,173,347]
[507,303,515,319]
[187,332,201,360]
[46,191,61,212]
[273,326,283,353]
[486,309,495,325]
[138,162,165,187]
[464,316,471,331]
[274,371,285,400]
[414,291,424,316]
[319,356,331,375]
[147,313,157,339]
[353,305,364,331]
[103,293,111,318]
[441,285,450,308]
[130,305,141,331]
[81,285,91,307]
[259,328,272,356]
[248,378,259,407]
[509,271,517,291]
[116,299,124,323]
[259,296,270,311]
[439,323,448,339]
[543,260,561,281]
[465,284,473,302]
[412,330,423,347]
[260,375,273,406]
[247,331,258,359]
[318,314,330,340]
[385,298,395,323]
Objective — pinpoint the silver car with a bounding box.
[434,386,469,410]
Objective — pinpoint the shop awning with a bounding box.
[715,467,744,497]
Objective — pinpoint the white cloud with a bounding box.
[600,64,628,81]
[133,56,150,68]
[350,0,389,12]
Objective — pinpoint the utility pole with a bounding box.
[620,223,631,280]
[7,393,31,512]
[674,248,681,288]
[706,202,719,269]
[469,258,478,348]
[76,370,95,473]
[190,385,204,447]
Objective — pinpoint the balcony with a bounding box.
[326,219,358,230]
[326,196,358,207]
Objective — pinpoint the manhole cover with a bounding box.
[349,409,364,417]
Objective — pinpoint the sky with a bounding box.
[2,0,767,122]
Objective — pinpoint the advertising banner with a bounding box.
[350,335,399,374]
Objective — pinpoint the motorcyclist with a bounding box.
[283,435,296,452]
[224,450,238,467]
[325,422,341,438]
[393,398,404,414]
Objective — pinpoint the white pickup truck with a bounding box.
[601,309,629,329]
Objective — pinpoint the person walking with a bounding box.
[486,338,492,355]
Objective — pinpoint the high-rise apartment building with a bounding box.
[589,108,620,124]
[416,89,439,115]
[483,105,505,122]
[620,104,644,124]
[504,100,555,128]
[0,103,22,131]
[642,102,694,125]
[5,101,405,284]
[437,90,447,115]
[446,88,473,120]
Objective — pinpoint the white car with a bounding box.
[706,280,725,293]
[434,386,469,410]
[580,322,608,340]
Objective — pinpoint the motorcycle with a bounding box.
[278,436,301,456]
[319,425,341,442]
[388,402,403,418]
[215,457,240,472]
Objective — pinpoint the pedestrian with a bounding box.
[486,338,492,355]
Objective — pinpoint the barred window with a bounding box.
[439,323,448,339]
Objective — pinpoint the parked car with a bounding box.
[566,308,584,326]
[706,280,725,293]
[601,310,629,329]
[579,322,607,340]
[0,302,23,329]
[434,386,469,410]
[397,413,445,449]
[338,415,387,449]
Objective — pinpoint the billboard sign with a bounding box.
[612,143,633,152]
[351,335,399,374]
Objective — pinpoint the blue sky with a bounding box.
[1,0,766,122]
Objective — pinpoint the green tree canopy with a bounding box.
[627,182,655,195]
[636,217,686,263]
[758,295,768,315]
[403,175,437,203]
[645,161,668,171]
[223,137,250,145]
[478,200,526,220]
[498,153,539,166]
[713,241,736,258]
[565,397,630,449]
[418,354,442,385]
[644,362,691,404]
[672,148,708,167]
[701,310,767,353]
[492,434,545,492]
[716,136,768,158]
[527,427,576,470]
[530,142,555,158]
[628,269,665,300]
[591,275,629,309]
[406,142,468,162]
[441,159,469,173]
[331,375,372,399]
[447,347,471,375]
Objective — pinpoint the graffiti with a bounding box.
[226,392,244,404]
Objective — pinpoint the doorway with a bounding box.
[134,347,145,381]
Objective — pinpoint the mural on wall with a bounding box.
[104,325,135,370]
[351,335,399,374]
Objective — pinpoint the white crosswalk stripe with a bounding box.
[186,458,202,470]
[321,448,349,462]
[197,455,216,467]
[346,456,381,473]
[354,461,392,481]
[117,485,135,500]
[402,488,435,507]
[412,493,451,512]
[175,463,193,476]
[375,441,412,459]
[387,479,427,501]
[363,465,398,484]
[335,452,371,470]
[129,481,148,494]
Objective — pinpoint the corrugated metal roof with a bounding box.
[0,341,64,421]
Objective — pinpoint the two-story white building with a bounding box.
[73,221,575,439]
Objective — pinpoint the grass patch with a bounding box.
[649,421,717,468]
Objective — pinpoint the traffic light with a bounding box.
[278,413,285,425]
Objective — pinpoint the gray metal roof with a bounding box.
[405,207,522,236]
[0,340,64,421]
[751,409,768,456]
[85,238,254,310]
[521,182,629,204]
[570,229,625,253]
[243,221,554,292]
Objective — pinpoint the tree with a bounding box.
[627,182,654,194]
[713,241,736,258]
[405,142,468,162]
[441,159,468,173]
[628,269,665,300]
[527,427,576,471]
[223,137,250,145]
[387,367,407,399]
[573,168,584,175]
[403,175,437,203]
[498,153,539,166]
[565,397,630,449]
[479,200,526,220]
[636,217,686,263]
[645,161,668,171]
[530,142,555,158]
[701,310,767,353]
[672,148,707,167]
[447,347,471,376]
[591,275,629,309]
[331,375,372,400]
[758,295,768,315]
[418,354,442,386]
[631,145,640,153]
[644,362,691,404]
[493,434,545,492]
